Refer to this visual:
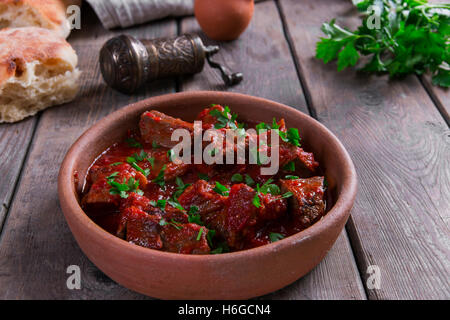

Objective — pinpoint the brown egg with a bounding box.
[194,0,254,41]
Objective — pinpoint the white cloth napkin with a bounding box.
[86,0,263,29]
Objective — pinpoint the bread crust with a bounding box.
[0,27,77,85]
[0,0,70,37]
[0,27,80,123]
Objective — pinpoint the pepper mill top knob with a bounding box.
[99,34,150,94]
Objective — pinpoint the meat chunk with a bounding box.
[161,223,210,254]
[178,180,227,216]
[82,163,138,208]
[118,206,209,254]
[222,184,289,249]
[120,207,163,249]
[257,192,289,221]
[139,110,193,148]
[280,176,325,228]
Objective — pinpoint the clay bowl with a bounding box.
[58,91,357,299]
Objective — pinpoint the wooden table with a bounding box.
[0,0,448,300]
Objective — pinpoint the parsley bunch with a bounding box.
[316,0,450,87]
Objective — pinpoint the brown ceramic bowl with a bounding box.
[58,91,357,299]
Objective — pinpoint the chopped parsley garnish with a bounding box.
[107,175,143,199]
[167,149,174,162]
[196,227,204,241]
[279,128,301,147]
[150,199,167,211]
[255,120,301,147]
[189,205,199,214]
[188,205,203,225]
[231,173,243,182]
[152,165,166,188]
[244,174,255,186]
[259,179,281,196]
[206,229,216,247]
[211,242,229,254]
[133,150,148,162]
[152,141,160,149]
[167,198,185,211]
[198,173,210,181]
[126,150,151,176]
[281,192,293,199]
[106,172,119,180]
[130,161,150,177]
[209,105,239,129]
[213,181,230,196]
[269,232,285,243]
[188,213,203,225]
[283,161,295,172]
[209,148,217,157]
[159,218,183,230]
[125,137,143,148]
[284,175,299,180]
[252,193,262,208]
[147,157,155,168]
[252,179,292,207]
[173,177,191,199]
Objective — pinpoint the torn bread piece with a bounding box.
[0,27,80,123]
[0,0,72,38]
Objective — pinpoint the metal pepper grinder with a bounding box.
[99,33,243,94]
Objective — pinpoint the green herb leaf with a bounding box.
[283,161,295,172]
[284,175,299,180]
[152,165,166,188]
[211,242,229,254]
[210,106,239,129]
[125,138,143,148]
[252,193,261,208]
[281,192,293,199]
[244,174,255,186]
[107,175,142,199]
[231,173,243,182]
[316,1,450,88]
[213,181,230,196]
[150,199,167,211]
[196,227,204,241]
[152,141,160,149]
[198,173,210,181]
[110,162,123,166]
[269,232,285,242]
[206,229,216,247]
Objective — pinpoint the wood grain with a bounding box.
[0,118,36,233]
[182,0,366,300]
[420,76,449,125]
[279,0,450,299]
[0,5,175,299]
[419,0,450,125]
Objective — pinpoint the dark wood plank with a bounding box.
[420,76,449,125]
[279,0,450,299]
[0,118,36,232]
[0,4,175,299]
[419,0,450,125]
[181,0,366,300]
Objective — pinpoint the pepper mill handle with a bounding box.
[204,45,244,86]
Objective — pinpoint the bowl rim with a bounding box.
[58,91,357,263]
